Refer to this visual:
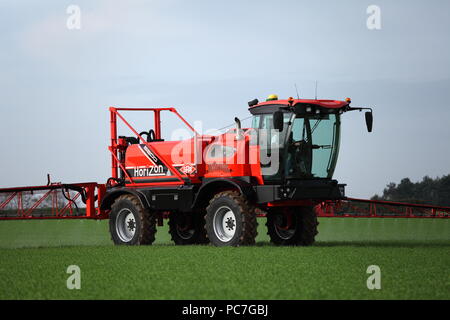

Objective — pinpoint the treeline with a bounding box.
[372,174,450,206]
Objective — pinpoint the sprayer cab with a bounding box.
[246,96,373,202]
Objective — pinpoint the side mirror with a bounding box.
[273,111,284,131]
[365,111,373,132]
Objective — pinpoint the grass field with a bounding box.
[0,218,449,300]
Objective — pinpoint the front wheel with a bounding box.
[109,194,157,245]
[266,206,318,246]
[205,191,258,247]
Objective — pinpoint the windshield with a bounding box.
[252,112,340,181]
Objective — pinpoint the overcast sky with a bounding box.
[0,0,449,198]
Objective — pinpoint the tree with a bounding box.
[372,174,450,206]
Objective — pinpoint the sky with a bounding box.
[0,0,449,198]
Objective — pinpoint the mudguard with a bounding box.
[191,177,256,209]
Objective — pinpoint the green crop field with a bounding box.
[0,218,449,300]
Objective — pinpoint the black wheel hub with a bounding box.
[225,217,235,231]
[127,219,136,232]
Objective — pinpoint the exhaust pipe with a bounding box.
[234,117,244,140]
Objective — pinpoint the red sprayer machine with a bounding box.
[1,95,448,246]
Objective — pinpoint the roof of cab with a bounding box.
[250,99,349,110]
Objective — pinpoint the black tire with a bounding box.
[205,191,258,247]
[266,206,318,246]
[168,211,209,245]
[109,194,157,245]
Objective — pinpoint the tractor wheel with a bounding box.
[266,206,318,246]
[168,211,209,245]
[109,194,157,245]
[205,191,258,247]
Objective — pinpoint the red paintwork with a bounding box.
[121,131,264,186]
[109,107,190,187]
[109,107,264,188]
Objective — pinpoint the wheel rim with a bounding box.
[116,208,137,242]
[273,213,296,240]
[213,206,237,242]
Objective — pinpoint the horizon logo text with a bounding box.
[133,166,165,177]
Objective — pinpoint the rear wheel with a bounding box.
[168,211,209,245]
[109,194,157,245]
[266,206,318,246]
[205,191,258,247]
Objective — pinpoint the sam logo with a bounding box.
[179,164,196,175]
